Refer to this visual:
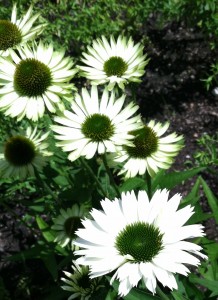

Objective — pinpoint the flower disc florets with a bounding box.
[0,20,21,51]
[14,58,52,97]
[0,126,52,178]
[114,120,184,178]
[103,56,128,77]
[0,4,46,57]
[82,113,115,142]
[116,222,163,262]
[61,261,103,299]
[4,135,36,166]
[52,204,89,250]
[125,126,158,158]
[64,216,82,239]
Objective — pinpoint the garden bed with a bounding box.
[0,8,218,300]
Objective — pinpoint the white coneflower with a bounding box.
[52,204,88,250]
[0,4,46,56]
[74,189,207,297]
[0,126,52,178]
[52,85,142,162]
[114,120,184,178]
[0,41,77,121]
[77,35,149,91]
[61,261,103,300]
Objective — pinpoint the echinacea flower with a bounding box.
[114,120,184,178]
[74,189,206,297]
[52,85,142,161]
[61,261,103,300]
[0,4,46,56]
[0,41,77,121]
[52,204,89,250]
[77,35,149,91]
[0,126,52,178]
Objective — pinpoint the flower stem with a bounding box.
[80,157,107,198]
[156,285,171,300]
[34,167,60,205]
[145,170,152,199]
[130,82,137,104]
[102,154,121,198]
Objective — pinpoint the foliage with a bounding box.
[202,62,218,90]
[161,0,218,39]
[193,133,218,178]
[0,1,218,300]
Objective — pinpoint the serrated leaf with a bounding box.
[171,291,189,300]
[53,175,69,186]
[36,216,55,242]
[187,202,212,224]
[28,205,44,212]
[181,277,204,300]
[181,177,201,207]
[203,238,218,261]
[42,253,58,280]
[105,289,118,300]
[124,288,161,300]
[6,243,49,261]
[152,167,205,190]
[201,237,218,278]
[120,177,146,192]
[200,177,218,223]
[189,276,218,297]
[151,169,165,190]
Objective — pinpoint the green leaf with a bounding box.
[43,286,68,300]
[7,243,50,261]
[151,169,165,190]
[120,177,147,192]
[53,175,69,186]
[181,177,201,207]
[124,289,161,300]
[200,177,218,223]
[171,291,189,300]
[203,238,218,261]
[105,289,118,300]
[189,276,218,297]
[36,216,55,242]
[201,237,218,279]
[181,277,205,300]
[36,217,68,255]
[187,202,212,224]
[28,204,45,212]
[152,167,205,190]
[42,252,58,280]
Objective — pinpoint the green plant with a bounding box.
[193,133,218,178]
[202,62,218,90]
[0,1,218,300]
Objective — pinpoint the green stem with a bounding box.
[130,82,137,104]
[80,157,107,198]
[156,285,171,300]
[145,170,152,199]
[102,154,121,198]
[34,167,60,205]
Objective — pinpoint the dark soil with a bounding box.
[1,18,218,299]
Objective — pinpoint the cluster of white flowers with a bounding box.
[0,4,206,300]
